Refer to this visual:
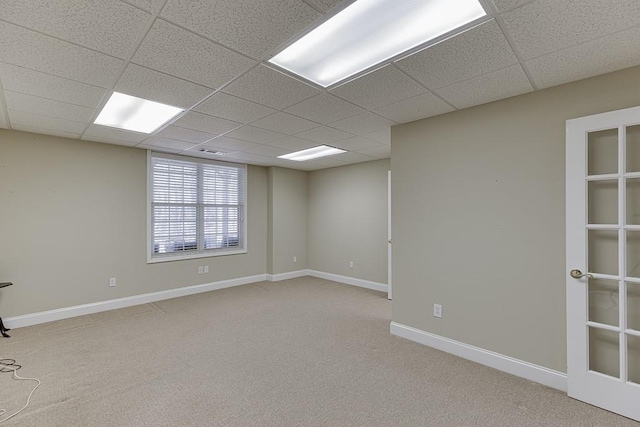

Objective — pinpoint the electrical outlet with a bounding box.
[109,278,116,287]
[198,266,204,274]
[349,260,354,269]
[204,266,209,273]
[433,304,442,318]
[293,256,297,263]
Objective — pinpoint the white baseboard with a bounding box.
[266,270,309,282]
[5,274,267,329]
[5,271,388,330]
[390,322,567,392]
[307,270,388,293]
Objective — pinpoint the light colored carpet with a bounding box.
[0,276,637,426]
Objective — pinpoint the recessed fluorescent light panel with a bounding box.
[94,92,184,134]
[269,0,486,87]
[278,145,347,161]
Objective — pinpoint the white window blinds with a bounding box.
[149,153,246,260]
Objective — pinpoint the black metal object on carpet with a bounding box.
[0,283,12,338]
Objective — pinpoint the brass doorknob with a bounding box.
[570,269,593,279]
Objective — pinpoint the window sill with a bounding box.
[147,248,247,264]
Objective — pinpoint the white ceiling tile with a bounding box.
[12,124,79,139]
[267,135,319,151]
[226,125,287,144]
[82,124,148,144]
[132,19,256,88]
[329,112,395,135]
[284,156,333,169]
[332,136,380,151]
[219,152,272,165]
[435,65,533,109]
[364,128,390,145]
[125,0,165,13]
[141,137,198,151]
[526,25,640,89]
[374,92,454,124]
[330,65,427,110]
[492,0,536,13]
[0,0,151,59]
[156,125,216,144]
[355,144,391,159]
[284,93,364,124]
[0,0,636,171]
[0,62,107,108]
[5,91,95,123]
[252,112,318,135]
[194,93,275,124]
[295,126,354,144]
[137,145,183,154]
[239,143,289,157]
[303,0,345,12]
[182,149,236,160]
[501,0,640,60]
[395,20,518,89]
[172,111,241,135]
[9,109,87,134]
[315,151,377,166]
[161,0,320,59]
[268,159,310,170]
[0,21,123,88]
[223,65,319,109]
[115,64,213,109]
[200,136,258,152]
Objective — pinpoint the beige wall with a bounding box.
[308,159,390,283]
[267,167,308,275]
[0,130,268,317]
[391,65,640,372]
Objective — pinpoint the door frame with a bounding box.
[388,170,392,300]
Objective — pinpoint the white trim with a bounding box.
[147,150,152,264]
[307,270,388,293]
[388,170,392,300]
[4,274,267,330]
[4,271,389,330]
[147,249,248,264]
[390,322,568,392]
[266,270,309,281]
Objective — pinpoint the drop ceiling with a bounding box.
[0,0,639,171]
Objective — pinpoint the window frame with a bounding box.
[146,151,247,264]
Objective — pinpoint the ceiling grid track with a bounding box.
[1,0,638,169]
[0,77,12,130]
[78,0,167,141]
[483,2,539,90]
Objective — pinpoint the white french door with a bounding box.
[566,106,640,421]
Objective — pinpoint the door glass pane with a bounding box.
[626,125,640,173]
[626,178,640,225]
[589,180,618,224]
[589,279,619,326]
[589,327,620,378]
[588,128,618,175]
[589,230,618,276]
[627,231,640,278]
[629,282,640,331]
[629,335,640,384]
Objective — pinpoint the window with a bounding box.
[148,152,246,262]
